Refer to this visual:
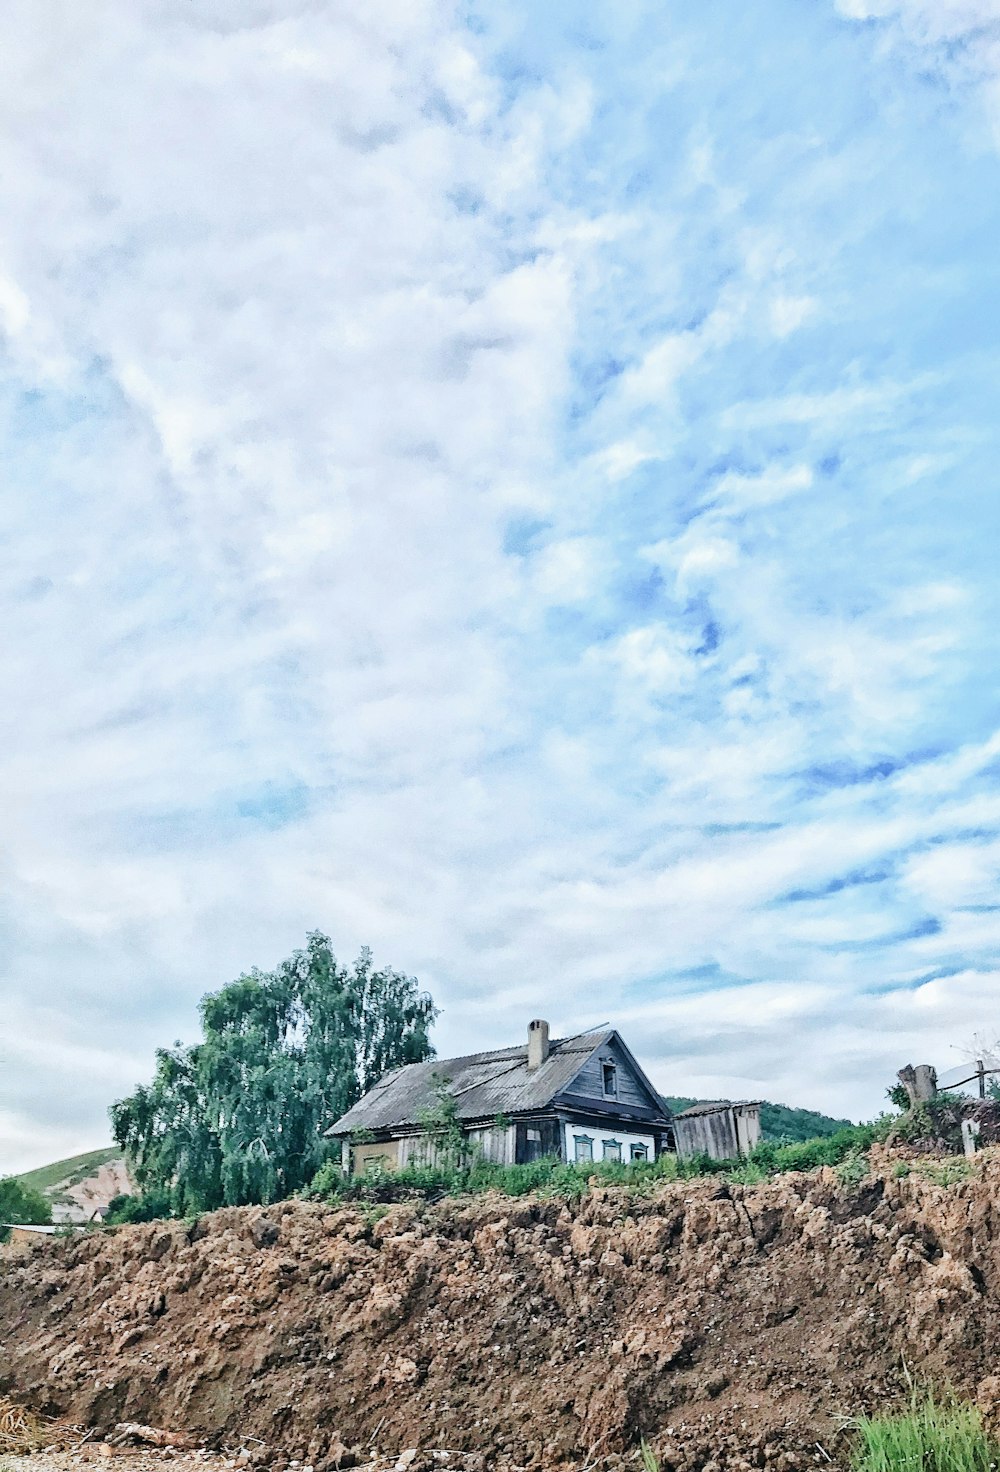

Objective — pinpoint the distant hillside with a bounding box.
[662,1097,853,1144]
[15,1147,132,1222]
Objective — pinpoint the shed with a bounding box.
[673,1100,761,1161]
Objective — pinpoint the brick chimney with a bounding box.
[527,1018,550,1071]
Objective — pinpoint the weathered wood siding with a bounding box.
[514,1117,563,1164]
[568,1036,653,1110]
[675,1104,760,1162]
[466,1123,517,1164]
[395,1124,518,1168]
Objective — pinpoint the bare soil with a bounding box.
[3,1147,1000,1472]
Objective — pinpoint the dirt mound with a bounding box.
[2,1148,1000,1472]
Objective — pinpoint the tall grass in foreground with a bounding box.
[852,1389,998,1472]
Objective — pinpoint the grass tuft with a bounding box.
[852,1388,998,1472]
[639,1438,660,1472]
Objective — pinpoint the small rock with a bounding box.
[395,1452,418,1472]
[252,1217,280,1249]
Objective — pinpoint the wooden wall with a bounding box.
[569,1036,653,1110]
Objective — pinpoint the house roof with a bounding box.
[328,1028,647,1136]
[675,1099,762,1118]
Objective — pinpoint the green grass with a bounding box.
[309,1150,695,1205]
[852,1389,999,1472]
[308,1121,885,1206]
[16,1146,120,1198]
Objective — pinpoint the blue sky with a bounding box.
[2,0,999,1170]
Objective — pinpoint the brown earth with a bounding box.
[2,1146,1000,1472]
[52,1160,134,1225]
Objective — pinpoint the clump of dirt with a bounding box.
[2,1148,1000,1472]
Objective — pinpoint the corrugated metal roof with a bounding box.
[328,1029,614,1136]
[675,1100,762,1118]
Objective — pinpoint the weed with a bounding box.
[639,1438,660,1472]
[910,1159,975,1188]
[726,1160,769,1186]
[835,1149,870,1187]
[851,1387,998,1472]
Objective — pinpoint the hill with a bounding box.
[15,1146,132,1223]
[663,1096,853,1143]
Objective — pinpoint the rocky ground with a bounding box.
[2,1147,1000,1472]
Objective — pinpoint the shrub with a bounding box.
[307,1150,685,1206]
[852,1388,998,1472]
[306,1117,898,1207]
[103,1189,174,1225]
[0,1177,52,1241]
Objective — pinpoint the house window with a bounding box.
[602,1062,618,1098]
[602,1139,622,1162]
[527,1128,541,1142]
[574,1135,594,1163]
[630,1143,648,1162]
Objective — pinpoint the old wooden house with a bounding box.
[327,1019,675,1173]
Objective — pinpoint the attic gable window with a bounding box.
[602,1061,618,1098]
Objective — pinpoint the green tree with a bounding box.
[111,932,437,1212]
[0,1176,52,1240]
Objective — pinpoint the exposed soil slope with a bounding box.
[2,1148,1000,1472]
[15,1149,132,1223]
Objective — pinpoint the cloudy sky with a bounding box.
[2,0,1000,1172]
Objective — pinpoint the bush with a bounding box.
[103,1189,174,1225]
[750,1122,878,1176]
[307,1151,686,1206]
[307,1109,926,1208]
[0,1176,52,1241]
[306,1122,888,1206]
[852,1388,998,1472]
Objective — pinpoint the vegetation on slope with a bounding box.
[15,1146,120,1199]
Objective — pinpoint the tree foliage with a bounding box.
[0,1176,52,1240]
[111,932,437,1213]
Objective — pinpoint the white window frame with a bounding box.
[564,1122,655,1164]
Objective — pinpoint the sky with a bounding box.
[2,0,1000,1172]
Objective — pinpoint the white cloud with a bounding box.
[835,0,1000,143]
[0,2,998,1170]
